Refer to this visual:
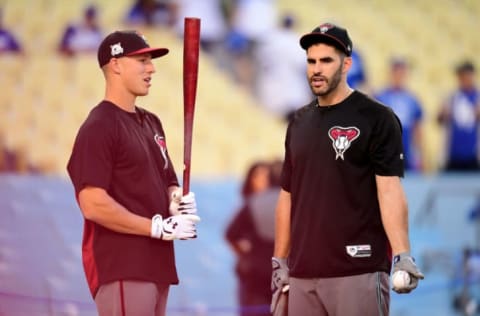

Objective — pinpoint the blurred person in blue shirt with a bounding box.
[347,49,368,92]
[58,4,103,57]
[124,0,177,28]
[224,0,277,91]
[0,8,22,54]
[437,61,480,171]
[375,57,424,171]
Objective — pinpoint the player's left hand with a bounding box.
[392,252,425,294]
[169,188,197,215]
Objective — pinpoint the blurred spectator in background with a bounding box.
[224,0,277,92]
[375,57,424,172]
[226,159,278,316]
[0,8,22,54]
[254,13,312,123]
[452,248,480,315]
[58,4,103,57]
[0,147,38,174]
[0,133,17,172]
[174,0,227,56]
[347,49,368,93]
[437,60,480,171]
[0,133,40,174]
[124,0,177,28]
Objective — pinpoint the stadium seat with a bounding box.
[1,0,478,175]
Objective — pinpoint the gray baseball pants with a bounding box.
[289,272,390,316]
[94,280,170,316]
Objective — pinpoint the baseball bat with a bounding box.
[182,17,200,195]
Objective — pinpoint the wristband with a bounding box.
[393,251,411,264]
[151,214,163,239]
[272,257,288,271]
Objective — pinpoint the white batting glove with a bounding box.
[169,189,197,215]
[150,214,200,240]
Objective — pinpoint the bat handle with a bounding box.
[182,167,190,195]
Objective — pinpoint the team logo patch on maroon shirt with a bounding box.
[328,126,360,160]
[154,134,169,169]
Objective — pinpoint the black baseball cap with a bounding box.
[97,30,169,68]
[300,23,352,56]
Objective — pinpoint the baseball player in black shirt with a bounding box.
[271,23,424,316]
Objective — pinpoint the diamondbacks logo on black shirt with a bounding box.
[154,134,168,169]
[328,126,360,160]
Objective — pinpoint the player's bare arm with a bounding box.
[78,186,152,236]
[376,175,410,255]
[271,189,291,314]
[274,189,291,258]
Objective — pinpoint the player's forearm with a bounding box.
[274,189,291,258]
[78,186,151,237]
[376,175,410,255]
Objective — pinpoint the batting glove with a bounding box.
[271,257,289,315]
[392,252,425,293]
[169,189,197,215]
[150,214,200,241]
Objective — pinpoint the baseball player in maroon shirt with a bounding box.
[67,30,200,316]
[271,23,424,316]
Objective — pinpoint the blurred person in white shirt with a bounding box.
[254,13,312,122]
[175,0,227,56]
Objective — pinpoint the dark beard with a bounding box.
[311,63,343,97]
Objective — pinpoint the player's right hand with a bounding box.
[150,214,200,240]
[169,190,197,215]
[271,257,289,314]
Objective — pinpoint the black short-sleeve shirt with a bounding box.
[281,91,404,278]
[67,101,179,297]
